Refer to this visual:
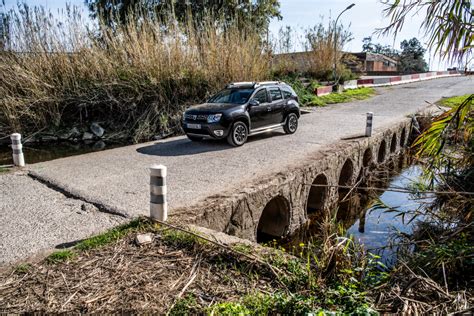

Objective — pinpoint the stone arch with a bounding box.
[362,147,373,168]
[306,174,328,218]
[256,195,291,243]
[337,158,354,220]
[377,140,387,163]
[390,133,397,153]
[400,128,406,147]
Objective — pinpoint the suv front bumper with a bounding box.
[182,121,230,139]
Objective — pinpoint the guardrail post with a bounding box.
[150,164,168,221]
[10,133,25,167]
[365,112,373,137]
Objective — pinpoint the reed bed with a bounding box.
[0,5,270,142]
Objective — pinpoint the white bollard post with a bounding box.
[10,133,25,167]
[150,164,168,221]
[365,112,373,137]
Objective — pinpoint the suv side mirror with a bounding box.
[249,99,260,107]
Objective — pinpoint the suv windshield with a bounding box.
[208,88,254,104]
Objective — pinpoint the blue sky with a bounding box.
[2,0,450,70]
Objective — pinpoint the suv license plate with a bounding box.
[187,123,201,129]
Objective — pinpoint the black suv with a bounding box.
[182,81,300,146]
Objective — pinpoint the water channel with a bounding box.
[0,141,125,166]
[281,154,434,265]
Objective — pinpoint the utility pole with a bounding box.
[333,3,355,85]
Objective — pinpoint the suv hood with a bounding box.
[186,102,242,112]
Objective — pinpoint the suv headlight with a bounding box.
[207,113,222,123]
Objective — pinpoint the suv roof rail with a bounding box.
[226,81,287,89]
[226,82,256,88]
[256,81,280,86]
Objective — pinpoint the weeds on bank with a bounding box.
[46,250,76,264]
[205,214,386,315]
[439,94,473,108]
[75,218,145,251]
[14,263,31,274]
[308,87,375,106]
[231,243,253,255]
[43,218,149,266]
[161,228,208,248]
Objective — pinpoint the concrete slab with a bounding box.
[0,172,125,265]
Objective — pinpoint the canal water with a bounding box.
[346,163,432,264]
[0,141,126,166]
[282,156,434,265]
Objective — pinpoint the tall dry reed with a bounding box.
[0,5,271,141]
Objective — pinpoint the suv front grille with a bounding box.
[185,113,208,121]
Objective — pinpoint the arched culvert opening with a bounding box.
[390,133,397,153]
[377,140,387,163]
[306,174,328,218]
[337,159,354,221]
[256,196,290,243]
[362,148,372,168]
[400,128,406,147]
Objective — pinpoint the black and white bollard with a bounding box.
[11,133,25,167]
[150,164,168,221]
[365,112,373,137]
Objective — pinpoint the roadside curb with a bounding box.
[352,71,461,88]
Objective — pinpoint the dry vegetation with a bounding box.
[0,6,270,142]
[0,220,281,313]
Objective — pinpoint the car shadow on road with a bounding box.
[136,138,231,157]
[137,131,286,157]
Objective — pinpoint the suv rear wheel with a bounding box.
[283,113,298,134]
[227,121,248,146]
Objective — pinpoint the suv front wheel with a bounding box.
[283,113,298,134]
[227,121,248,146]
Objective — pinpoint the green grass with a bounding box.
[75,218,145,251]
[439,94,473,108]
[308,87,375,106]
[232,243,253,255]
[169,294,201,315]
[46,250,76,264]
[14,263,32,274]
[161,229,206,248]
[0,167,9,174]
[44,218,149,265]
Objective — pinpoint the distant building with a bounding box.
[344,52,398,74]
[271,51,399,76]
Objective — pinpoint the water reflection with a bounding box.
[281,154,434,265]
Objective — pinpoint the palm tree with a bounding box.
[378,0,472,65]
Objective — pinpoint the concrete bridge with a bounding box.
[172,119,413,242]
[1,75,472,265]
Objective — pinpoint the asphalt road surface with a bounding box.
[1,75,472,265]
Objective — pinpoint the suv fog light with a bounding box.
[214,130,224,137]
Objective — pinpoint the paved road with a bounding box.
[0,172,124,265]
[1,76,472,265]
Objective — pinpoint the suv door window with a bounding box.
[282,89,292,99]
[269,88,282,102]
[253,89,268,103]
